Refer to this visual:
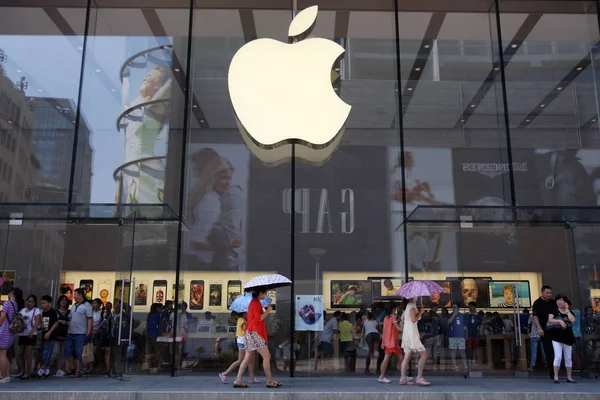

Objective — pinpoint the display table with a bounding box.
[485,333,529,371]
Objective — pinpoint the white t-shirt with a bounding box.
[20,307,41,336]
[320,317,338,344]
[92,310,103,333]
[363,319,379,336]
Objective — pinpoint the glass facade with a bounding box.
[0,0,599,380]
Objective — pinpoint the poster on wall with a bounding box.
[79,280,94,301]
[98,279,112,305]
[296,295,324,331]
[183,145,250,273]
[114,280,131,306]
[209,282,223,307]
[60,283,74,302]
[134,280,149,306]
[370,277,403,300]
[447,277,491,308]
[389,147,457,275]
[488,281,531,308]
[227,280,242,307]
[153,280,167,304]
[190,280,204,310]
[172,283,185,302]
[423,281,452,308]
[330,280,372,308]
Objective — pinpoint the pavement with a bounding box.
[0,375,599,400]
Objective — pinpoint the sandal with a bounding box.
[399,378,414,385]
[249,379,262,384]
[73,371,82,378]
[416,378,431,386]
[233,383,248,388]
[218,373,227,384]
[266,381,282,388]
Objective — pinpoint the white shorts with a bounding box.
[449,337,466,350]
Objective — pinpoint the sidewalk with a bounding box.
[0,375,598,400]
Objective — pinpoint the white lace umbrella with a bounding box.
[244,274,292,292]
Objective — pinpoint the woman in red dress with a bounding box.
[233,288,282,388]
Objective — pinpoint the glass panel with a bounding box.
[75,1,191,215]
[292,1,399,377]
[178,3,293,377]
[0,2,87,203]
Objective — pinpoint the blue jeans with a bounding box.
[530,336,546,366]
[64,334,86,361]
[42,340,56,366]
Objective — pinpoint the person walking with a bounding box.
[378,302,402,383]
[548,294,576,383]
[0,288,24,384]
[219,311,259,384]
[400,298,430,386]
[233,288,281,389]
[532,285,557,379]
[363,312,381,375]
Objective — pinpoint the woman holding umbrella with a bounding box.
[233,287,281,388]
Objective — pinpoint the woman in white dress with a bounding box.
[400,298,430,386]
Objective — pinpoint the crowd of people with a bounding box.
[1,284,598,386]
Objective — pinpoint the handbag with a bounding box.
[81,342,95,364]
[358,327,369,351]
[7,301,26,334]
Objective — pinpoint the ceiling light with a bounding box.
[200,119,205,123]
[460,119,465,123]
[192,105,198,108]
[415,67,421,72]
[55,106,60,109]
[526,119,531,123]
[407,87,413,91]
[511,43,518,48]
[577,66,583,71]
[110,88,116,92]
[95,69,101,73]
[334,67,340,72]
[77,46,83,51]
[16,69,22,73]
[162,45,170,49]
[592,119,597,123]
[556,87,563,91]
[174,68,181,72]
[424,44,430,49]
[494,67,500,71]
[72,120,76,124]
[7,120,12,124]
[37,89,43,92]
[470,104,476,108]
[540,104,546,108]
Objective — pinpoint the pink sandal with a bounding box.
[399,378,414,385]
[415,378,431,386]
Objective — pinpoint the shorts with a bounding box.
[245,331,267,352]
[467,338,481,348]
[64,333,86,361]
[236,336,246,350]
[365,332,380,347]
[18,335,37,346]
[42,340,56,365]
[319,341,334,356]
[449,337,466,350]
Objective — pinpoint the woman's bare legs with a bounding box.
[233,350,254,385]
[417,350,428,380]
[379,353,392,380]
[256,347,275,384]
[400,351,412,380]
[222,349,245,377]
[0,349,9,379]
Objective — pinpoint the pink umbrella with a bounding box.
[395,280,446,299]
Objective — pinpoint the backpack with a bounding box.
[7,301,26,334]
[96,317,111,343]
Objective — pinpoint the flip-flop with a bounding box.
[266,381,283,388]
[233,383,248,388]
[249,379,262,384]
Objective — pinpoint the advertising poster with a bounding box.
[152,280,167,304]
[227,280,242,307]
[172,283,185,302]
[98,279,112,305]
[134,280,148,306]
[448,277,491,308]
[389,147,457,276]
[209,282,223,307]
[488,281,531,308]
[296,295,324,331]
[79,280,94,301]
[114,280,131,306]
[183,144,249,272]
[190,280,204,310]
[423,280,452,308]
[330,280,372,308]
[60,283,74,302]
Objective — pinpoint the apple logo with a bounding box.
[228,6,351,165]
